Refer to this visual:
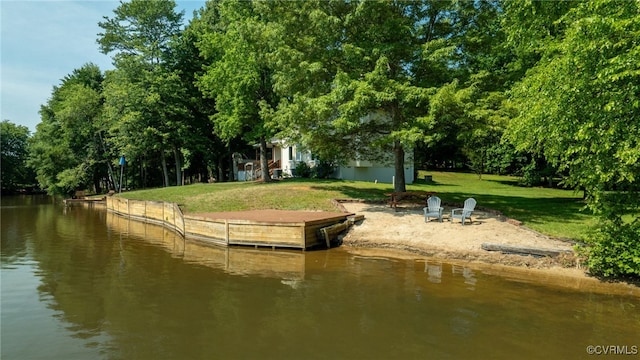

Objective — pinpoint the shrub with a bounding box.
[294,161,312,178]
[584,219,640,278]
[311,160,335,179]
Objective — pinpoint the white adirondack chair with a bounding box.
[423,196,444,223]
[450,198,476,225]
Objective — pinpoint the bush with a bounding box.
[583,219,640,278]
[293,160,335,179]
[294,161,312,178]
[311,160,335,179]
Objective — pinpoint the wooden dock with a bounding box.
[186,210,354,249]
[106,197,357,250]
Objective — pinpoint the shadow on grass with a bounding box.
[484,178,524,187]
[310,182,588,224]
[313,184,390,200]
[315,182,455,200]
[277,177,339,185]
[412,179,459,187]
[484,178,580,192]
[442,192,590,226]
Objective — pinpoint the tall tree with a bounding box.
[99,0,189,187]
[412,0,519,176]
[1,120,33,192]
[196,0,279,182]
[175,2,236,182]
[28,64,112,195]
[97,0,183,66]
[505,0,640,277]
[273,1,459,192]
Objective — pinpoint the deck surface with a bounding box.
[193,209,350,223]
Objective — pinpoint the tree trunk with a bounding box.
[173,146,182,186]
[389,101,406,192]
[97,131,117,190]
[260,137,271,182]
[161,152,170,187]
[105,162,116,191]
[393,140,406,193]
[140,157,147,189]
[221,155,228,182]
[93,173,102,194]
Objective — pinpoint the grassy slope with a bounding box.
[119,171,595,240]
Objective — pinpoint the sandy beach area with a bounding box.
[338,201,640,296]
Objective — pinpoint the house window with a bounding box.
[288,147,293,160]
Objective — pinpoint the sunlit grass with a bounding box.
[119,171,597,240]
[412,171,594,239]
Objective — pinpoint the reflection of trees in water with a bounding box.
[27,207,316,358]
[1,195,53,261]
[11,198,640,358]
[30,203,118,349]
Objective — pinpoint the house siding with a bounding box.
[336,164,414,184]
[235,140,414,184]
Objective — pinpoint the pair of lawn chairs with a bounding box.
[423,197,476,225]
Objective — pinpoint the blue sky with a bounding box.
[1,0,205,133]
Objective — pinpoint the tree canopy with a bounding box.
[1,120,34,192]
[196,0,282,182]
[99,0,194,187]
[27,63,112,195]
[23,0,639,277]
[505,0,640,277]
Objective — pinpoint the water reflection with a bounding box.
[425,261,443,283]
[453,264,478,289]
[2,197,640,360]
[106,212,307,281]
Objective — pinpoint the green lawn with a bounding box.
[118,171,596,241]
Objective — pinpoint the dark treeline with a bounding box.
[2,0,638,277]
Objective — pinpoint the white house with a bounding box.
[234,139,414,184]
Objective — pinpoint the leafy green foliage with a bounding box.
[97,0,183,66]
[507,1,640,197]
[272,1,466,192]
[1,120,33,191]
[505,0,640,277]
[425,78,510,178]
[24,0,637,277]
[585,219,640,278]
[99,0,192,187]
[196,0,282,182]
[293,161,312,178]
[27,64,112,195]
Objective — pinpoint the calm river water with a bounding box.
[2,195,639,359]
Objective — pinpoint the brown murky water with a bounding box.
[2,195,639,359]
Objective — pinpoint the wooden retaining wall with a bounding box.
[106,197,185,237]
[106,212,305,280]
[180,215,344,249]
[106,197,350,249]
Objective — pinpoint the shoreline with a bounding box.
[338,201,640,297]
